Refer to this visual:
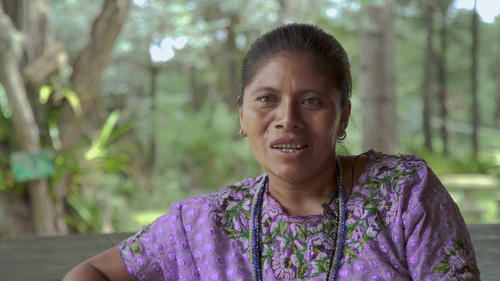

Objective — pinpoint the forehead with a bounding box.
[244,52,337,94]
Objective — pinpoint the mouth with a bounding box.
[271,143,308,153]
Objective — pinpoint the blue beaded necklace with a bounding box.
[250,158,347,281]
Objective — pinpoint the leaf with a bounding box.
[66,196,92,224]
[455,238,465,249]
[298,226,307,240]
[85,110,121,160]
[433,261,450,274]
[319,260,328,273]
[325,220,334,233]
[279,222,287,236]
[61,88,82,115]
[363,232,375,241]
[39,85,53,104]
[223,228,240,238]
[263,234,273,244]
[343,246,356,257]
[375,214,385,228]
[120,242,127,252]
[298,262,308,277]
[131,241,141,254]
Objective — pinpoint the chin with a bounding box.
[268,168,312,184]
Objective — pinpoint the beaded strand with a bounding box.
[250,158,347,281]
[250,176,267,281]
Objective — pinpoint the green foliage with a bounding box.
[59,112,137,233]
[408,146,474,175]
[2,0,498,235]
[136,99,260,203]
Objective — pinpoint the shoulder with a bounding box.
[355,150,429,194]
[172,174,265,212]
[366,150,427,176]
[342,152,431,264]
[119,174,265,254]
[348,150,436,228]
[209,174,265,226]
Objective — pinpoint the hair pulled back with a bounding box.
[240,23,352,108]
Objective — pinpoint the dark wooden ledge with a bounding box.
[0,224,499,281]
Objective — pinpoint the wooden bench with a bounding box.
[0,224,499,280]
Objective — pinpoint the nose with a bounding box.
[274,99,303,131]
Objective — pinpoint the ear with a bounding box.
[340,101,351,131]
[237,96,246,134]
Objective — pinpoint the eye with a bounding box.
[302,97,321,105]
[257,95,272,103]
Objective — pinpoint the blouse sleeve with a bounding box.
[402,164,480,280]
[118,204,180,281]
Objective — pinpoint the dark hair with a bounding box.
[239,23,352,108]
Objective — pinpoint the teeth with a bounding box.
[273,144,304,149]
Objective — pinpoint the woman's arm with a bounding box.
[62,246,135,281]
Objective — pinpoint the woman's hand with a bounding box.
[62,246,135,281]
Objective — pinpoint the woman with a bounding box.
[63,23,480,281]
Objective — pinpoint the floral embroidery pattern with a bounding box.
[121,224,152,256]
[212,178,256,253]
[118,151,481,280]
[214,153,475,279]
[260,214,337,278]
[433,237,479,281]
[213,176,337,279]
[343,154,423,264]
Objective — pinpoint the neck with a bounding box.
[267,161,339,216]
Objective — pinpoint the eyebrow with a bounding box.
[251,87,325,96]
[251,87,279,95]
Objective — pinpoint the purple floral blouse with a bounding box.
[119,151,480,280]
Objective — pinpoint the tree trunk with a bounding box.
[0,191,33,237]
[57,0,131,151]
[277,0,288,24]
[0,4,57,235]
[422,1,434,151]
[471,0,479,160]
[359,0,397,154]
[189,64,203,110]
[53,0,130,233]
[437,6,449,156]
[147,65,159,170]
[495,66,500,128]
[225,13,239,105]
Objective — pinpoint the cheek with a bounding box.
[315,112,338,131]
[313,115,339,143]
[243,108,270,132]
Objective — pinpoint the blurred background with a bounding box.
[0,0,499,237]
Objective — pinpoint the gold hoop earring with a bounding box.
[338,131,346,140]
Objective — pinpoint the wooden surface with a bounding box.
[0,224,499,281]
[0,232,131,281]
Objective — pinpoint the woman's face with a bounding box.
[239,52,350,185]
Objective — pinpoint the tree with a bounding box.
[470,0,479,159]
[53,0,130,232]
[0,0,58,235]
[57,0,131,151]
[359,0,397,154]
[422,0,434,151]
[495,57,500,128]
[436,0,453,156]
[0,0,130,236]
